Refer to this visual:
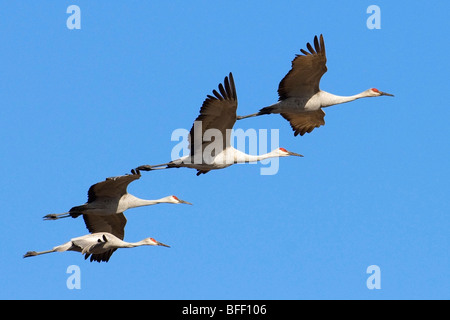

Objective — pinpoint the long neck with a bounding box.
[121,240,150,248]
[233,149,278,164]
[126,195,169,209]
[319,91,366,108]
[101,237,150,249]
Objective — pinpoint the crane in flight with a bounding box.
[136,72,303,176]
[237,34,394,136]
[43,169,191,262]
[23,232,170,262]
[43,169,192,220]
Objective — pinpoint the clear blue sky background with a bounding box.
[1,1,448,300]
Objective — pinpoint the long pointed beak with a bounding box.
[288,151,304,157]
[381,91,394,97]
[157,241,171,248]
[180,200,193,205]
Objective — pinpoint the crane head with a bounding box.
[369,88,394,97]
[277,147,304,157]
[144,237,171,247]
[170,195,193,205]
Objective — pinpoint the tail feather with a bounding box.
[258,106,276,115]
[237,105,276,120]
[68,205,88,218]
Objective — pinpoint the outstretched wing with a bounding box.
[188,73,238,156]
[82,213,127,263]
[281,109,326,136]
[83,213,127,239]
[278,34,327,100]
[87,171,141,203]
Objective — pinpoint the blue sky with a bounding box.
[1,1,449,300]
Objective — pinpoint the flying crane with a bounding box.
[137,73,303,176]
[43,169,191,262]
[237,35,394,136]
[24,232,170,262]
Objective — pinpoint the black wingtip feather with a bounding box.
[224,78,231,100]
[228,73,237,100]
[212,89,222,100]
[314,36,320,51]
[299,34,325,57]
[218,83,227,100]
[300,49,309,55]
[320,34,325,55]
[205,73,236,103]
[306,42,316,54]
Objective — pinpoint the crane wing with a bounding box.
[83,213,127,239]
[188,73,238,157]
[278,34,327,100]
[70,233,103,252]
[82,213,127,262]
[281,109,326,136]
[87,171,141,203]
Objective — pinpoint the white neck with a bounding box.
[233,149,280,164]
[102,237,154,249]
[319,91,368,108]
[122,240,149,248]
[127,195,173,209]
